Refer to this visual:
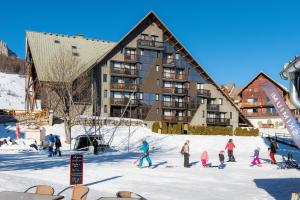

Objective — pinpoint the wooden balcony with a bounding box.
[162,115,189,123]
[206,118,230,126]
[240,101,273,108]
[162,101,187,109]
[111,83,137,91]
[137,39,164,50]
[110,68,137,76]
[162,87,187,95]
[163,72,187,81]
[197,89,211,98]
[124,54,137,62]
[207,104,220,112]
[242,111,279,117]
[110,98,139,106]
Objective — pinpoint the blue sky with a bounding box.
[1,0,299,87]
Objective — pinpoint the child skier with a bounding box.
[181,140,190,168]
[250,147,261,167]
[225,139,236,162]
[201,150,208,167]
[138,140,152,168]
[218,150,225,169]
[268,138,278,164]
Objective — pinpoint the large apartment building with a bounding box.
[25,12,251,128]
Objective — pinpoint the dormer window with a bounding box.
[54,40,60,44]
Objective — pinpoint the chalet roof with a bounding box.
[238,72,288,96]
[26,31,115,82]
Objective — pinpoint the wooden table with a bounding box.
[0,191,64,200]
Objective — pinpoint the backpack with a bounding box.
[180,146,185,155]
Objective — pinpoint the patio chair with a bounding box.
[57,185,89,200]
[24,185,54,195]
[116,191,146,200]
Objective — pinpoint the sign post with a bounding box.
[70,154,83,185]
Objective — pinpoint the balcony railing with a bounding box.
[163,72,186,80]
[163,58,176,66]
[162,115,189,123]
[137,39,164,49]
[111,83,137,90]
[162,101,187,108]
[162,87,187,95]
[124,54,137,62]
[240,101,273,108]
[111,68,137,76]
[197,89,211,98]
[110,98,138,106]
[242,111,279,117]
[206,118,230,126]
[207,104,220,111]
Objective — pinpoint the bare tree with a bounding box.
[44,49,92,144]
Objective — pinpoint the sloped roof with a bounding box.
[26,31,115,82]
[92,11,252,127]
[238,72,288,96]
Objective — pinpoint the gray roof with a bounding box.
[26,31,115,82]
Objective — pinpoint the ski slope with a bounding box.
[0,72,25,110]
[0,123,300,200]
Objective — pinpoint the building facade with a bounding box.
[26,12,252,128]
[238,72,299,128]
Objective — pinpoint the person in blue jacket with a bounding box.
[48,134,56,157]
[138,139,152,168]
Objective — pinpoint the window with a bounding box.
[72,45,77,49]
[103,74,107,82]
[141,34,148,40]
[188,110,191,116]
[156,65,159,72]
[140,49,144,56]
[218,98,223,105]
[200,98,205,104]
[175,53,180,60]
[197,83,204,90]
[156,79,160,86]
[54,40,60,43]
[247,98,258,103]
[72,52,79,56]
[230,112,232,119]
[104,90,107,98]
[139,93,143,100]
[156,94,159,101]
[266,97,270,102]
[104,105,107,113]
[151,35,159,41]
[202,111,205,118]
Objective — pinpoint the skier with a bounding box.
[48,134,56,157]
[218,150,225,169]
[201,150,208,167]
[225,139,236,162]
[93,138,98,155]
[54,135,62,157]
[181,140,190,168]
[268,138,278,164]
[250,147,261,167]
[138,140,152,168]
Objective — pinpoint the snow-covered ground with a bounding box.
[0,123,300,200]
[0,72,25,110]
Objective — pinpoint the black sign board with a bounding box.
[70,154,83,185]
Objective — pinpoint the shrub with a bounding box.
[152,121,160,133]
[187,125,233,136]
[234,128,259,136]
[161,122,168,134]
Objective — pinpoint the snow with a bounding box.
[0,72,25,110]
[0,123,300,200]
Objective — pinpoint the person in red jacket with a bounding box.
[225,139,236,162]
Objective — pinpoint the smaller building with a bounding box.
[238,72,299,128]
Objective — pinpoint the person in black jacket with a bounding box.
[54,135,62,157]
[268,138,278,164]
[93,138,98,155]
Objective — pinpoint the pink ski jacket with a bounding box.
[225,142,235,150]
[201,151,208,160]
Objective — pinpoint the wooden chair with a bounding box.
[57,185,89,200]
[116,191,145,200]
[24,185,54,195]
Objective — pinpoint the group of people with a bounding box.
[180,138,279,168]
[48,134,62,157]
